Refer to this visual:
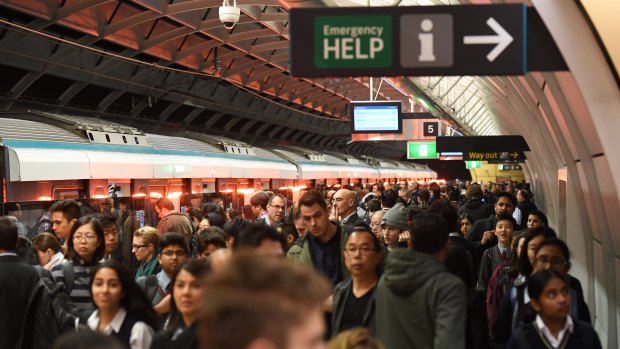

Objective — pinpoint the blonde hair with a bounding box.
[133,226,161,250]
[328,328,384,349]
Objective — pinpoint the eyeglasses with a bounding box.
[73,234,97,241]
[131,244,148,250]
[369,223,381,228]
[536,255,567,267]
[161,250,188,257]
[344,246,377,255]
[269,204,285,211]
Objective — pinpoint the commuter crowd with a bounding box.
[0,180,603,349]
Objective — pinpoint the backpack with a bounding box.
[17,268,79,349]
[486,262,513,335]
[136,274,159,303]
[27,216,53,240]
[61,261,75,295]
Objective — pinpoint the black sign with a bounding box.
[437,136,530,152]
[423,122,439,137]
[463,151,525,161]
[290,4,528,77]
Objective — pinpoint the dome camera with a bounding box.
[219,2,240,30]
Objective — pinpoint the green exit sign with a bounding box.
[466,161,482,169]
[314,15,392,69]
[407,142,438,159]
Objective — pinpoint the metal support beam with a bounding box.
[156,103,181,122]
[223,116,242,132]
[240,120,258,134]
[268,126,284,138]
[183,108,204,124]
[204,112,225,128]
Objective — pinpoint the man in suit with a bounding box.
[0,216,41,348]
[332,189,366,228]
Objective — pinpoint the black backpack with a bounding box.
[17,267,79,349]
[27,216,53,240]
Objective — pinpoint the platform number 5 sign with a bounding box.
[423,122,439,137]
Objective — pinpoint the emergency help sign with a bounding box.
[290,5,531,77]
[314,16,392,69]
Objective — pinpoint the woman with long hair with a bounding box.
[458,214,475,238]
[151,260,210,349]
[87,261,158,349]
[51,216,106,313]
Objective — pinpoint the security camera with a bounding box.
[219,0,240,30]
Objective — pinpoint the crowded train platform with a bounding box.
[0,183,603,349]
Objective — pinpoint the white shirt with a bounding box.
[535,314,574,348]
[513,207,522,226]
[44,252,65,271]
[497,243,509,257]
[87,307,154,349]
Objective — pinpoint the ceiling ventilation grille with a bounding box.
[223,145,256,156]
[306,154,326,162]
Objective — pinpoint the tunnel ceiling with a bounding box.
[2,0,611,159]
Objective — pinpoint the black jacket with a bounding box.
[0,255,40,349]
[341,212,368,230]
[491,275,591,349]
[449,234,477,277]
[517,201,537,227]
[467,215,498,277]
[331,278,377,337]
[506,319,601,349]
[151,323,199,349]
[459,199,491,223]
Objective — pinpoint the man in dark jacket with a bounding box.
[376,213,466,349]
[516,188,537,228]
[459,184,490,223]
[331,226,383,337]
[0,216,41,349]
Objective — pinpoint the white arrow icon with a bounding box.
[463,17,513,62]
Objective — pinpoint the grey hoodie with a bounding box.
[6,216,27,236]
[376,249,467,349]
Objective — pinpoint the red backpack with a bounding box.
[486,261,514,336]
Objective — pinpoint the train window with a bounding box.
[105,134,111,142]
[122,136,127,144]
[135,137,139,144]
[88,132,94,141]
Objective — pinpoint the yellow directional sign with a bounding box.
[463,151,525,161]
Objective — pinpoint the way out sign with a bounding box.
[290,4,526,77]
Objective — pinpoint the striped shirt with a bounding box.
[51,260,100,311]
